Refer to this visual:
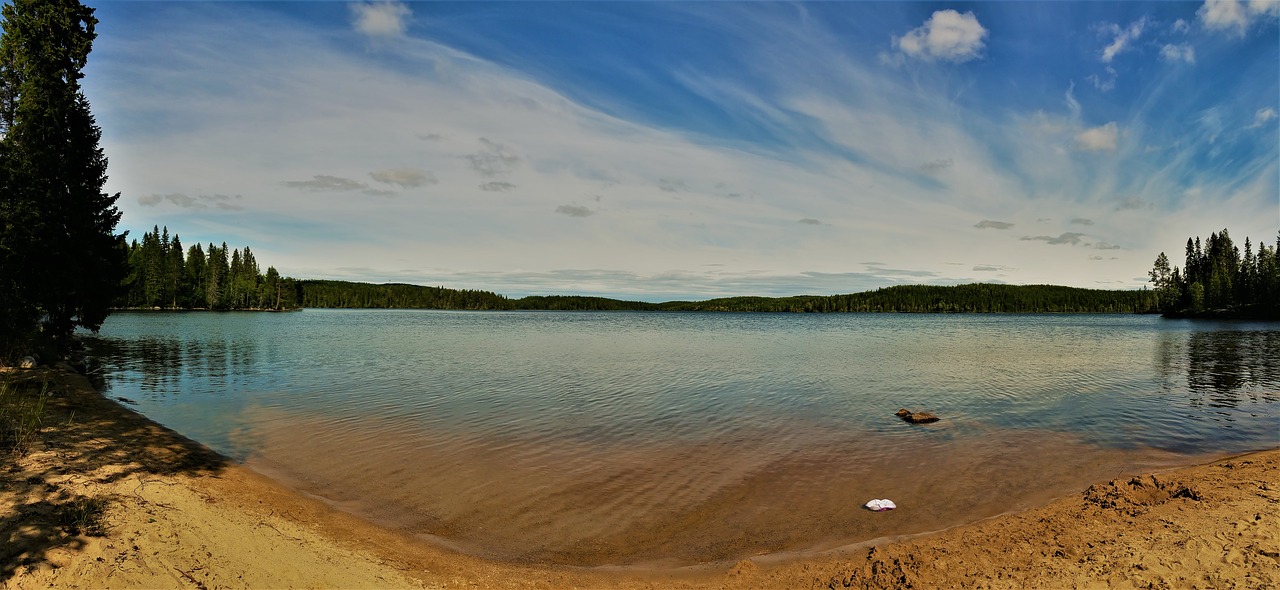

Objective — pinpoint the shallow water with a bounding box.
[85,311,1280,565]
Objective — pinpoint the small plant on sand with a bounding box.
[0,379,49,455]
[55,495,110,537]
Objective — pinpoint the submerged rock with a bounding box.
[896,408,940,424]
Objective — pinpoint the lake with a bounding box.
[83,310,1280,566]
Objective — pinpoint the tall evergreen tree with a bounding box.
[0,0,125,355]
[184,242,205,308]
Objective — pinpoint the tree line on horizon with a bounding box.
[1148,229,1280,319]
[104,225,1280,319]
[117,236,1162,314]
[293,280,1157,314]
[92,223,1280,322]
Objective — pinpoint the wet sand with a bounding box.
[3,365,1278,589]
[241,408,1202,567]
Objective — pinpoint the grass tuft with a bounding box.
[0,379,49,455]
[55,495,110,537]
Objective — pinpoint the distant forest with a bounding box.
[120,225,1278,317]
[299,282,1155,313]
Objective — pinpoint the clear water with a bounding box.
[84,311,1280,566]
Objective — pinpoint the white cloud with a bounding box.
[1198,0,1280,36]
[1250,107,1278,128]
[1075,122,1119,152]
[1100,18,1147,63]
[1160,43,1196,64]
[1088,67,1118,92]
[893,10,988,63]
[350,1,411,40]
[1173,18,1192,33]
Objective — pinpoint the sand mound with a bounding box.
[1083,474,1204,515]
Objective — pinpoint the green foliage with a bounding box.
[0,0,126,357]
[1151,228,1280,319]
[117,227,300,311]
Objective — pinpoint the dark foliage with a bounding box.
[0,0,127,358]
[1149,229,1280,319]
[299,280,506,310]
[117,226,299,310]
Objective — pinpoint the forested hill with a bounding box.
[297,281,1156,313]
[660,284,1154,313]
[299,280,508,310]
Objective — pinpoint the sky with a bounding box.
[80,1,1279,301]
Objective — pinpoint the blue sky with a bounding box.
[80,1,1278,301]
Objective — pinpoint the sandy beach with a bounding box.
[3,365,1277,589]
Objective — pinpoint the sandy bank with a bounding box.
[2,366,1277,589]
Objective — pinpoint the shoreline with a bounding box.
[3,365,1278,589]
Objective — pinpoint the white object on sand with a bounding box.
[864,498,897,511]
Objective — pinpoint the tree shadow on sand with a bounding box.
[1,367,228,582]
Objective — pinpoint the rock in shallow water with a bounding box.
[896,408,940,424]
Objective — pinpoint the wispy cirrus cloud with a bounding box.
[1098,17,1147,63]
[85,1,1279,299]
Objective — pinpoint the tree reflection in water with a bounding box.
[1161,328,1280,410]
[85,333,257,398]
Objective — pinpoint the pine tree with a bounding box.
[185,243,206,308]
[0,0,125,354]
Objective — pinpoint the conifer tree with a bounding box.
[0,0,125,354]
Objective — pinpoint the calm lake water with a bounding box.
[84,311,1280,566]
